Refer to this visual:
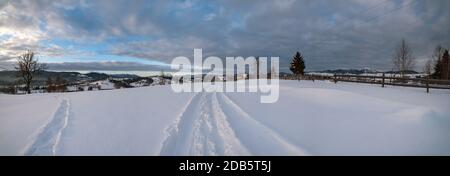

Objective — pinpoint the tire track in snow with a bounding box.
[159,92,307,155]
[24,99,71,156]
[159,93,202,155]
[159,92,250,155]
[216,93,308,155]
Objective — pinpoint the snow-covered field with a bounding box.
[1,80,449,156]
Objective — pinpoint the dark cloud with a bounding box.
[1,0,449,72]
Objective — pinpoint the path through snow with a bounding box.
[159,92,307,155]
[24,99,71,156]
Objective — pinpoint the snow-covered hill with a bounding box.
[1,80,449,155]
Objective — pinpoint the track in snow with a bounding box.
[159,92,307,155]
[24,99,71,156]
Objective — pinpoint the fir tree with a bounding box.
[431,46,445,79]
[442,50,449,79]
[290,51,305,76]
[432,49,449,79]
[433,57,443,79]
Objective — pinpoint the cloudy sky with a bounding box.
[0,0,449,73]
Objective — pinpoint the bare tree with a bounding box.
[160,70,166,85]
[392,39,415,76]
[255,57,260,79]
[15,51,46,94]
[423,59,432,76]
[432,45,444,62]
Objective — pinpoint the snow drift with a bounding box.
[0,80,449,155]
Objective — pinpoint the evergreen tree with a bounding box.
[432,48,449,79]
[442,50,449,79]
[290,51,305,76]
[433,56,443,79]
[431,46,444,79]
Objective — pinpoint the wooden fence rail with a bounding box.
[332,74,450,93]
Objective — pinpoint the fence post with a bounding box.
[426,76,429,93]
[382,73,385,87]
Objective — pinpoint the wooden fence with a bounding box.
[281,73,450,93]
[332,74,450,93]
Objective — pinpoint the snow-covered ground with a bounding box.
[1,80,449,156]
